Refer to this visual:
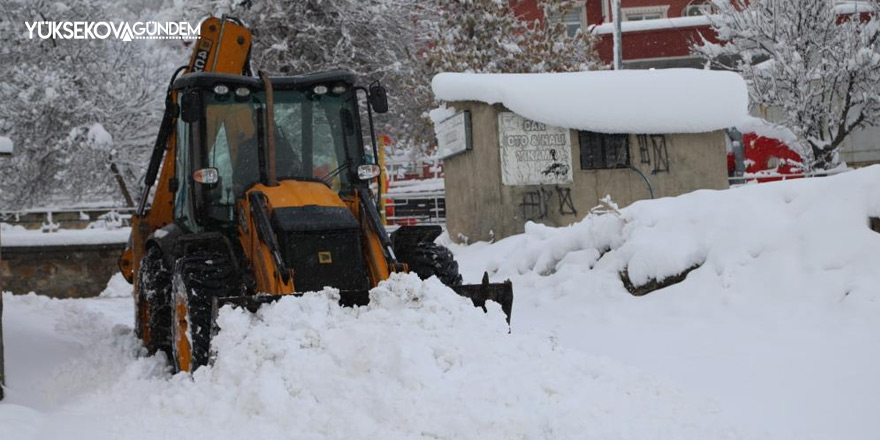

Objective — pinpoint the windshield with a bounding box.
[200,88,362,209]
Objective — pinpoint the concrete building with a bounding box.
[431,70,748,242]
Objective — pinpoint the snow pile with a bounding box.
[432,69,749,134]
[1,274,757,440]
[99,273,133,298]
[472,167,880,293]
[449,166,880,439]
[427,103,457,124]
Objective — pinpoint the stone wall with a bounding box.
[444,101,730,243]
[1,243,127,298]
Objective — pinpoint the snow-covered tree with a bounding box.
[211,0,602,154]
[0,0,179,209]
[419,0,602,154]
[424,0,602,74]
[692,0,880,169]
[197,0,431,152]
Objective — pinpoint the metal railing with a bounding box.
[382,190,446,226]
[0,207,135,231]
[728,168,848,186]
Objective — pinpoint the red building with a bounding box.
[511,0,718,68]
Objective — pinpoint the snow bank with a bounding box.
[472,167,880,292]
[432,69,749,134]
[1,274,756,440]
[449,166,880,439]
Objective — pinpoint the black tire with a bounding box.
[395,242,463,287]
[136,246,172,357]
[171,252,238,373]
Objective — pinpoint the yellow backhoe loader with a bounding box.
[118,16,512,372]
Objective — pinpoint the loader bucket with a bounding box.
[452,272,513,324]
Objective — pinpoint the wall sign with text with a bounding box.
[498,112,573,186]
[435,111,472,159]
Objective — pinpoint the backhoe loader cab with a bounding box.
[121,17,511,374]
[173,71,373,230]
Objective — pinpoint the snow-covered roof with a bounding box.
[591,15,711,35]
[834,1,873,14]
[432,69,749,134]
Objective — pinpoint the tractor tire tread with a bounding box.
[138,246,172,357]
[395,242,463,287]
[173,252,239,371]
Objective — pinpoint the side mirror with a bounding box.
[357,164,381,180]
[368,82,389,114]
[180,90,203,123]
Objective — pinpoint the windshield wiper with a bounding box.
[322,159,352,185]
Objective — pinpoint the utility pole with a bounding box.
[0,138,11,401]
[612,0,623,70]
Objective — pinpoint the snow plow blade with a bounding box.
[213,278,512,324]
[451,272,514,324]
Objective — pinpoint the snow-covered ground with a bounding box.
[2,166,880,439]
[448,166,880,439]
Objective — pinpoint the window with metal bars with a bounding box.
[578,131,630,170]
[637,134,670,173]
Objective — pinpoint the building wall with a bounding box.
[594,25,713,67]
[444,102,730,243]
[510,0,700,25]
[509,0,716,67]
[837,125,880,166]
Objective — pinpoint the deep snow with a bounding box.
[448,166,880,439]
[2,166,880,439]
[1,277,753,440]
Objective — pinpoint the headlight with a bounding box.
[234,87,250,98]
[331,84,348,94]
[313,85,328,95]
[213,84,230,95]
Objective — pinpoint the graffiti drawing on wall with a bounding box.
[498,112,573,186]
[520,186,578,221]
